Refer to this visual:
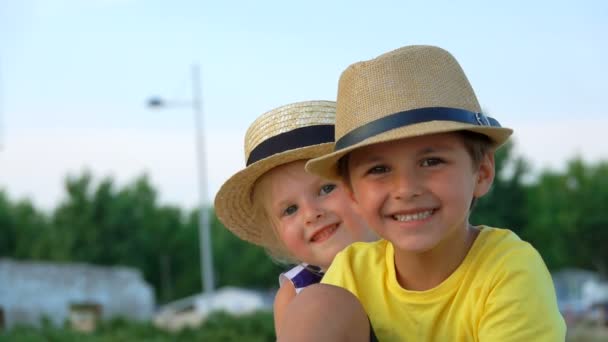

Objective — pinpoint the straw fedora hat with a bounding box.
[306,45,513,180]
[214,100,336,257]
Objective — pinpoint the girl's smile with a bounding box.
[258,160,373,269]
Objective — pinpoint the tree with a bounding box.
[526,159,608,276]
[210,210,285,289]
[49,171,193,301]
[0,191,49,259]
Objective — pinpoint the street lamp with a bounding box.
[147,64,215,296]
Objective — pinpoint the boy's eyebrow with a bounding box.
[416,144,455,155]
[351,154,384,166]
[351,142,458,166]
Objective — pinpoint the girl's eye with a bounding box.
[367,165,389,175]
[283,205,298,216]
[319,184,336,196]
[421,158,444,167]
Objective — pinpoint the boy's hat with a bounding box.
[214,100,336,253]
[306,45,513,180]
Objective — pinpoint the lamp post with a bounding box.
[147,64,215,296]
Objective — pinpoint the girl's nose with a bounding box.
[302,199,325,224]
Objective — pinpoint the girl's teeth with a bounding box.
[393,210,433,222]
[312,224,337,242]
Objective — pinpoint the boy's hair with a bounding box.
[460,130,493,168]
[337,130,493,209]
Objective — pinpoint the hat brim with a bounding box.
[214,143,334,248]
[306,121,513,180]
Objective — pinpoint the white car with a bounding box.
[153,287,272,332]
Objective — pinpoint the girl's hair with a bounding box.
[251,169,299,265]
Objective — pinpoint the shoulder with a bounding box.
[468,226,556,297]
[339,239,388,258]
[475,227,566,340]
[280,264,307,282]
[323,240,388,286]
[475,226,546,272]
[279,264,323,293]
[331,240,388,269]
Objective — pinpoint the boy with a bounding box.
[280,45,565,341]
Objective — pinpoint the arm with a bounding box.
[273,280,297,338]
[479,246,566,341]
[276,284,371,342]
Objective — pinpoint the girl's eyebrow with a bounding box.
[275,199,292,211]
[269,196,291,213]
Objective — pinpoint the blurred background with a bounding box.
[0,0,606,340]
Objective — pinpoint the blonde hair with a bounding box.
[251,170,299,264]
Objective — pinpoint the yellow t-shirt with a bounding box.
[322,226,566,341]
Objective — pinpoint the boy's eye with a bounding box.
[319,184,336,196]
[283,205,298,216]
[367,165,389,175]
[420,158,444,167]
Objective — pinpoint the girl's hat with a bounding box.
[306,45,513,180]
[214,100,336,255]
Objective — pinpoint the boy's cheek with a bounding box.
[340,177,359,202]
[348,179,371,203]
[345,186,358,202]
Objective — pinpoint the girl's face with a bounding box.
[259,160,374,270]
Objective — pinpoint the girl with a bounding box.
[214,101,376,337]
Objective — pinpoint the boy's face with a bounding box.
[260,160,374,269]
[347,132,494,255]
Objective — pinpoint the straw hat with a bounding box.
[306,45,513,180]
[214,100,336,256]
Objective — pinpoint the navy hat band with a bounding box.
[247,125,334,166]
[335,107,501,150]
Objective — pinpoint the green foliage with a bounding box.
[210,212,285,288]
[0,311,275,342]
[1,146,607,303]
[471,142,608,277]
[0,191,50,259]
[0,171,282,304]
[525,159,608,275]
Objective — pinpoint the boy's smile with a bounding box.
[390,208,435,222]
[347,132,494,257]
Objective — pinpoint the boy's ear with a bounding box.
[473,152,495,198]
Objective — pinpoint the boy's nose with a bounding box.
[392,169,422,200]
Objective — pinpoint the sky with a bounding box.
[0,0,606,211]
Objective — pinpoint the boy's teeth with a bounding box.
[393,210,433,222]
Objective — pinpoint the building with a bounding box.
[0,258,155,329]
